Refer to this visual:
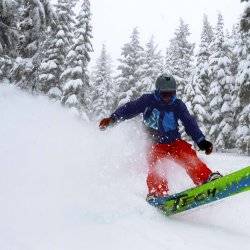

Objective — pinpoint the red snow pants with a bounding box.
[147,139,212,196]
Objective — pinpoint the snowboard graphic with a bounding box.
[147,166,250,216]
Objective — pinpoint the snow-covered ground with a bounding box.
[0,83,249,250]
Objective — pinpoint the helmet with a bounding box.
[155,74,176,92]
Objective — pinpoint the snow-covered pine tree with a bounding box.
[228,25,240,78]
[0,0,15,80]
[36,26,66,99]
[240,0,250,32]
[0,54,12,81]
[116,27,144,106]
[54,0,76,47]
[0,0,19,57]
[165,19,195,98]
[224,25,241,146]
[234,1,250,154]
[90,44,114,120]
[194,14,214,100]
[141,36,164,92]
[164,47,174,76]
[17,0,57,58]
[217,28,235,151]
[164,19,195,141]
[37,0,76,99]
[60,49,83,110]
[208,13,234,150]
[10,0,57,90]
[182,77,195,115]
[183,76,208,135]
[192,14,214,134]
[60,0,93,115]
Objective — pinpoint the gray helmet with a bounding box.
[155,74,176,92]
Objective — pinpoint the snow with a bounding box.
[48,87,62,98]
[67,50,77,59]
[218,56,230,67]
[217,68,225,79]
[65,94,78,105]
[236,125,249,137]
[40,61,58,71]
[221,102,230,113]
[56,38,65,47]
[63,79,83,91]
[0,42,3,54]
[0,83,250,250]
[193,95,205,104]
[72,66,83,75]
[39,73,55,81]
[57,29,65,37]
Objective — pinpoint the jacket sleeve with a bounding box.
[111,94,150,121]
[176,100,205,145]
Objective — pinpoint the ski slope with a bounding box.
[0,83,250,250]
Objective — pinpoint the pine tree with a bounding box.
[184,78,207,135]
[224,25,241,146]
[36,26,67,99]
[163,19,195,141]
[60,49,84,109]
[60,0,93,113]
[183,79,195,115]
[164,47,170,73]
[18,0,57,58]
[116,27,144,106]
[195,15,214,98]
[0,0,19,56]
[10,0,57,90]
[208,13,234,150]
[234,2,250,154]
[192,15,214,134]
[165,19,195,97]
[141,36,164,92]
[0,54,12,81]
[0,0,14,81]
[240,0,250,32]
[36,0,76,99]
[91,44,114,120]
[54,0,76,47]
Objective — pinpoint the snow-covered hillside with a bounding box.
[0,84,249,250]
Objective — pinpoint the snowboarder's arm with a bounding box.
[176,101,213,154]
[176,100,205,145]
[110,94,151,122]
[99,94,151,130]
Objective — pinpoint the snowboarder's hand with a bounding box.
[198,140,213,155]
[99,117,114,130]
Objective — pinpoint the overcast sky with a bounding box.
[90,0,244,67]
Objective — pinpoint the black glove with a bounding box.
[198,140,213,155]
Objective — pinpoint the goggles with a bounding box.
[160,91,176,98]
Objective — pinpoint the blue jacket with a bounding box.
[111,91,205,145]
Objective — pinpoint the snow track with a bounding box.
[0,84,249,250]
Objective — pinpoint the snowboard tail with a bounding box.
[147,166,250,216]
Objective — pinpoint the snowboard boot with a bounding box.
[205,171,223,183]
[146,191,169,203]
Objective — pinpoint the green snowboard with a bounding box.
[147,166,250,216]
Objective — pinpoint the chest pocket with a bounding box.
[162,112,176,132]
[143,108,160,130]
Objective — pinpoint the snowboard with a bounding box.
[147,166,250,216]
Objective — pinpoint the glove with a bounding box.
[198,140,213,155]
[99,117,114,130]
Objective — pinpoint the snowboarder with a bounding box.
[99,74,222,199]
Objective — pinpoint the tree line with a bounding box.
[0,0,249,154]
